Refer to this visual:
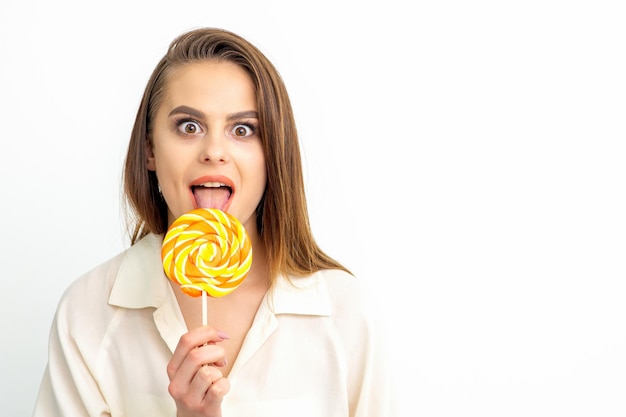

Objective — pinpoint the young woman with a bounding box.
[33,27,395,417]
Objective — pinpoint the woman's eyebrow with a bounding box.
[168,105,205,119]
[168,107,257,121]
[227,111,258,121]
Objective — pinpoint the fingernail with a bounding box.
[217,330,230,340]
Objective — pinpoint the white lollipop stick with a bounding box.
[202,290,208,326]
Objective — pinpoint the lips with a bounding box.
[190,176,234,211]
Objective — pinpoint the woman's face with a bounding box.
[147,61,266,233]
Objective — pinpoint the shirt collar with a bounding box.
[109,233,169,309]
[268,271,332,316]
[109,233,331,317]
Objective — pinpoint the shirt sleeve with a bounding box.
[352,309,398,416]
[32,301,110,417]
[333,278,399,417]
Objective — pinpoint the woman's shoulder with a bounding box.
[313,269,392,369]
[316,269,374,305]
[313,269,383,325]
[57,247,129,315]
[59,234,162,310]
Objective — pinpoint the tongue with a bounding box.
[193,187,230,210]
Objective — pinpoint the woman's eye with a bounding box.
[232,124,254,137]
[178,121,202,135]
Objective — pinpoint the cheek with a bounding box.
[241,150,267,204]
[253,154,267,190]
[239,144,266,179]
[151,151,184,193]
[152,138,189,174]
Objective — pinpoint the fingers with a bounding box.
[167,327,229,379]
[169,343,224,385]
[205,377,230,407]
[167,327,231,416]
[188,366,231,404]
[169,363,230,411]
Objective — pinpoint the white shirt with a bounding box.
[33,234,396,417]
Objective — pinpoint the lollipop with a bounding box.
[162,208,252,323]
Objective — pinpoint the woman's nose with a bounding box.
[200,131,228,163]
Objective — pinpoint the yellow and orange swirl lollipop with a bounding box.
[161,208,252,298]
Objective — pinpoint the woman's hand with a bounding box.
[167,327,231,417]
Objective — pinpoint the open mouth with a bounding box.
[191,182,233,211]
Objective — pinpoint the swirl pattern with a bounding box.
[161,208,252,297]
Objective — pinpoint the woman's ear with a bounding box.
[146,136,156,171]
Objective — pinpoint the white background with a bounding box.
[1,1,625,416]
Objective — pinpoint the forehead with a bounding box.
[166,60,254,90]
[161,61,257,110]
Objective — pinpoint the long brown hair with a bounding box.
[122,27,350,283]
